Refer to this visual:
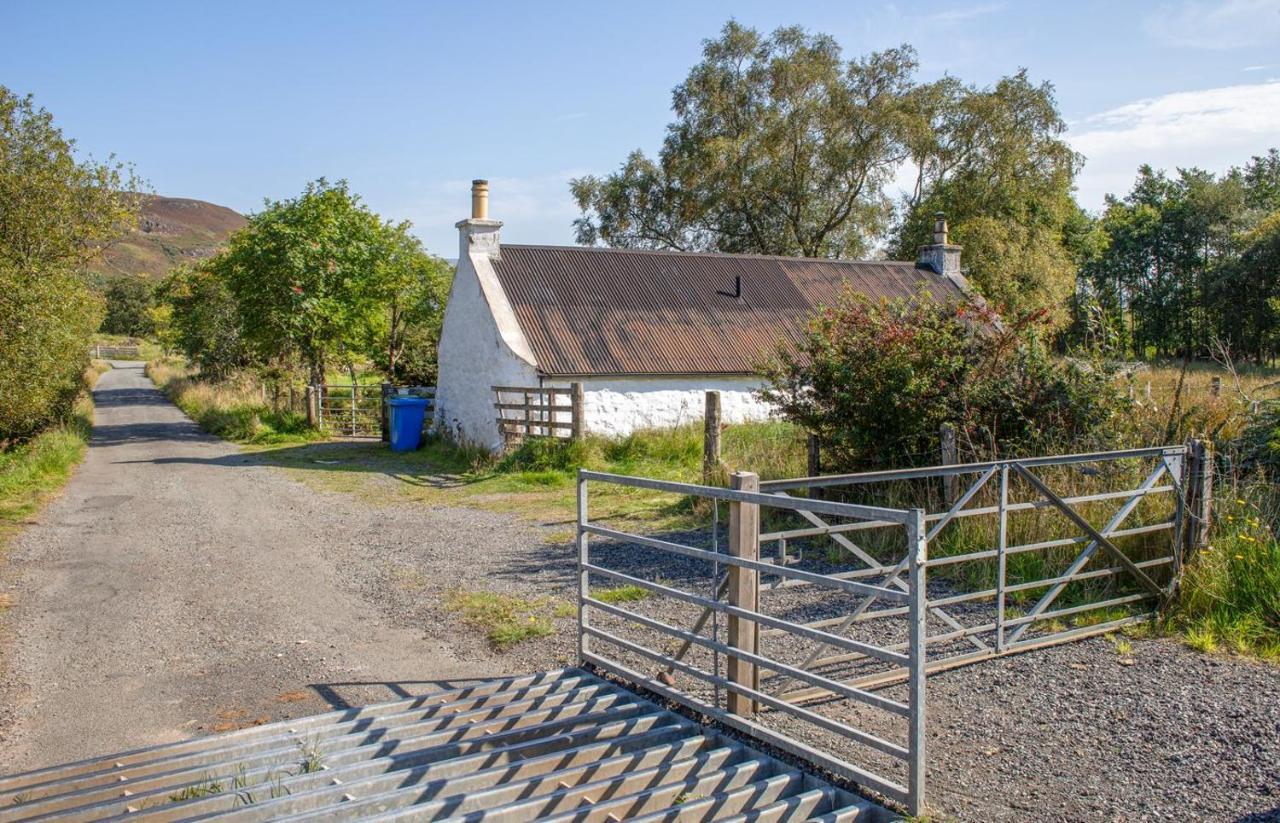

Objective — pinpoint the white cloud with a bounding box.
[1242,64,1272,71]
[1144,0,1280,49]
[395,171,587,255]
[924,3,1007,22]
[1070,80,1280,210]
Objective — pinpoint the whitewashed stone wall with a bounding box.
[433,221,538,451]
[543,376,774,439]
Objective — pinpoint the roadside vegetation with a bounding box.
[146,358,321,445]
[0,364,108,551]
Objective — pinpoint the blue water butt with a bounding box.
[386,396,430,452]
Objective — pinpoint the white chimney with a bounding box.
[456,178,501,261]
[916,212,961,276]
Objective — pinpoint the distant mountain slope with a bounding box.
[89,195,247,279]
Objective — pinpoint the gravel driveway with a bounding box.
[1,362,1276,822]
[0,362,539,772]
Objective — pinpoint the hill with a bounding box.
[89,195,247,280]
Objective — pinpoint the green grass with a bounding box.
[147,359,325,446]
[593,584,652,605]
[1173,487,1280,660]
[0,392,95,551]
[445,590,564,650]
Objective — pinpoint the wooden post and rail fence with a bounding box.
[493,383,584,444]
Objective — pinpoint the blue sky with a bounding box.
[5,0,1280,256]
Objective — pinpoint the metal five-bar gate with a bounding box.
[575,442,1210,817]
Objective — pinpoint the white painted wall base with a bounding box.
[543,376,774,439]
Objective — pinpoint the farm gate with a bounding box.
[308,383,435,438]
[493,383,584,444]
[575,443,1210,816]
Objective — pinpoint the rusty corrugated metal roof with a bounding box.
[492,245,966,377]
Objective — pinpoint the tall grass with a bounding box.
[146,358,322,445]
[1174,482,1280,660]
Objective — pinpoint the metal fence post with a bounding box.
[703,391,722,484]
[906,507,928,818]
[571,382,585,441]
[577,471,590,663]
[996,464,1009,652]
[727,470,760,717]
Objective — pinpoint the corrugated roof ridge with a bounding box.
[501,243,918,267]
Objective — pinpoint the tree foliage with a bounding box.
[893,72,1081,322]
[1070,152,1280,362]
[0,86,138,441]
[157,264,249,380]
[160,179,451,391]
[760,291,1129,470]
[100,277,155,337]
[572,22,916,258]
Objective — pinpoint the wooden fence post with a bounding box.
[727,470,760,717]
[1183,439,1213,559]
[806,433,822,500]
[305,386,317,428]
[703,391,722,484]
[380,382,393,442]
[940,423,958,504]
[571,382,585,441]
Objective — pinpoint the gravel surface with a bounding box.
[1,361,1276,822]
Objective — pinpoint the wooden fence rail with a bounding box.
[493,383,584,443]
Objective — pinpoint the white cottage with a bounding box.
[434,180,969,451]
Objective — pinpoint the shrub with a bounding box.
[758,289,1131,471]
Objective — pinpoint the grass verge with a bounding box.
[445,589,572,650]
[0,365,104,553]
[146,358,324,446]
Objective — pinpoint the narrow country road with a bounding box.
[0,362,503,773]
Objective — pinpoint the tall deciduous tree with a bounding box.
[571,22,916,258]
[0,86,138,441]
[893,71,1081,322]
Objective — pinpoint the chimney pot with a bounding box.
[471,179,489,220]
[933,211,948,245]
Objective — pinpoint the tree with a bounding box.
[100,277,155,336]
[893,71,1081,322]
[0,86,138,441]
[359,226,453,382]
[572,22,916,258]
[213,179,390,385]
[157,263,249,380]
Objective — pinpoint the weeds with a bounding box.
[1173,486,1280,660]
[446,590,564,650]
[593,584,651,605]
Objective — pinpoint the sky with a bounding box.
[4,0,1280,256]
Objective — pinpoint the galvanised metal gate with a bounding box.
[313,383,382,437]
[575,443,1209,818]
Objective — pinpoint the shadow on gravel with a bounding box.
[113,441,480,490]
[1235,809,1280,822]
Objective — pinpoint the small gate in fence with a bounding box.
[307,383,435,439]
[575,442,1211,817]
[494,383,584,444]
[91,344,140,359]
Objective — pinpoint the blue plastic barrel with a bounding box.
[386,396,430,452]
